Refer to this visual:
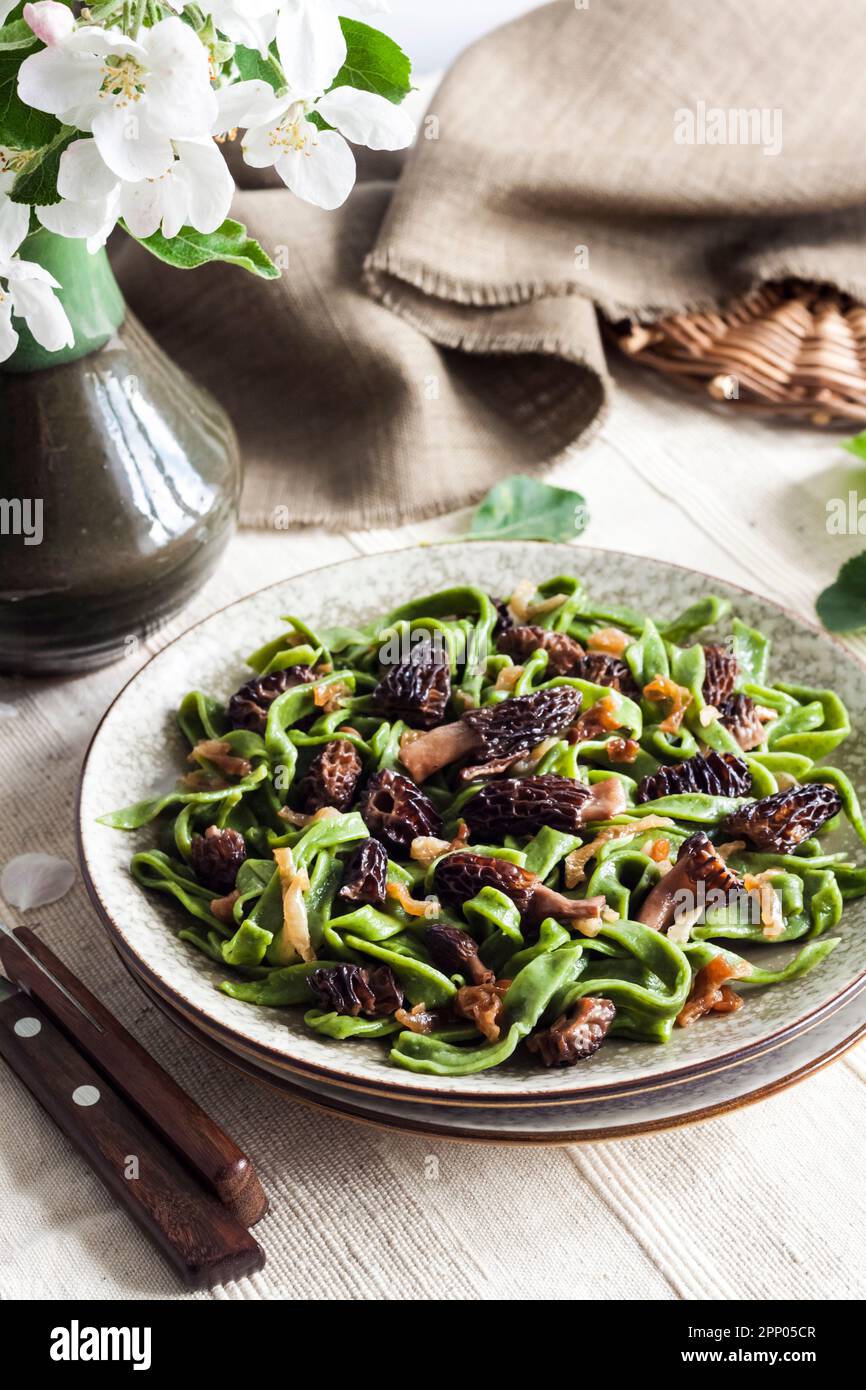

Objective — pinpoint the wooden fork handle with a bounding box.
[0,986,264,1290]
[0,928,268,1228]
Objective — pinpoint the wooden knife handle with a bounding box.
[0,928,267,1227]
[0,987,264,1290]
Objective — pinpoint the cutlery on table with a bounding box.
[0,922,267,1290]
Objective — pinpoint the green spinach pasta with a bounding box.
[101,576,866,1076]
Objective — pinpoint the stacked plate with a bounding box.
[78,545,866,1143]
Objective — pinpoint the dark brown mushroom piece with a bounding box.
[359,769,443,854]
[189,825,247,894]
[702,644,739,706]
[496,624,585,676]
[425,922,494,984]
[372,655,451,729]
[339,838,388,907]
[723,782,843,852]
[227,665,316,734]
[490,596,514,639]
[297,738,363,813]
[307,963,404,1017]
[433,851,607,933]
[636,831,743,933]
[463,774,627,839]
[526,996,616,1065]
[636,750,751,804]
[400,686,583,783]
[716,694,767,752]
[571,652,640,700]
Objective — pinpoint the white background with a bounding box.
[376,0,548,71]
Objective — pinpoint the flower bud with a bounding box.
[23,0,74,46]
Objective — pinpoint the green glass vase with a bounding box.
[0,228,241,673]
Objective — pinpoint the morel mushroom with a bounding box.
[723,782,843,853]
[526,996,616,1065]
[571,652,640,700]
[189,825,247,894]
[636,750,751,803]
[227,666,316,734]
[491,596,514,639]
[307,963,404,1017]
[425,922,494,984]
[372,656,451,729]
[717,693,769,752]
[463,774,627,839]
[359,769,443,854]
[399,686,583,784]
[434,851,607,933]
[297,738,363,813]
[637,830,743,934]
[702,644,739,706]
[339,838,388,906]
[496,625,585,676]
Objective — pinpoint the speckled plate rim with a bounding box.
[77,541,866,1107]
[132,966,866,1145]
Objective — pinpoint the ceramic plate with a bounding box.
[78,543,866,1106]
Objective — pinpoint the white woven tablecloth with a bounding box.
[2,362,865,1301]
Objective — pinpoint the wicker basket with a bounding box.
[610,281,866,426]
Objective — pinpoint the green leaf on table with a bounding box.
[0,19,37,52]
[0,53,60,147]
[127,217,280,279]
[469,476,590,543]
[234,43,283,92]
[10,125,76,206]
[842,431,866,461]
[816,551,866,633]
[331,18,411,102]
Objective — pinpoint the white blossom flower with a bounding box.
[17,17,218,182]
[191,0,389,91]
[36,135,235,247]
[215,77,413,210]
[0,253,74,363]
[0,150,31,261]
[273,0,390,95]
[0,145,70,365]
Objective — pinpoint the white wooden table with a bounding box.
[1,357,864,1301]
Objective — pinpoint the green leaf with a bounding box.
[842,430,866,461]
[10,125,76,206]
[0,19,37,52]
[331,17,411,102]
[0,52,60,146]
[816,551,866,632]
[469,476,590,543]
[234,43,283,92]
[128,217,281,279]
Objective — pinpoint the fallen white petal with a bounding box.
[1,852,76,910]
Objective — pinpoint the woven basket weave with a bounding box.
[610,281,866,426]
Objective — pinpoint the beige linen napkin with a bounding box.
[113,0,866,529]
